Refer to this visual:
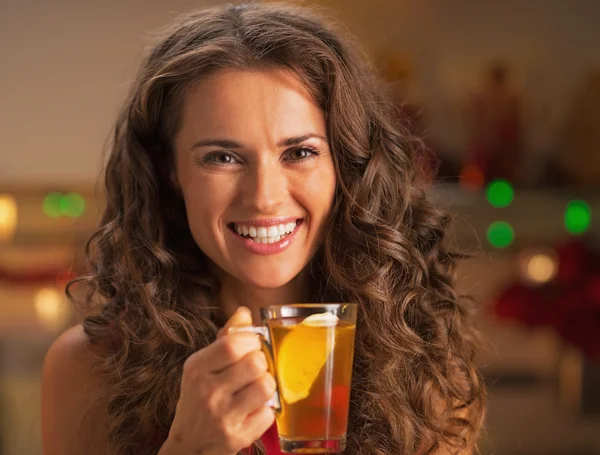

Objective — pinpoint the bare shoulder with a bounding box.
[42,324,110,455]
[44,324,95,369]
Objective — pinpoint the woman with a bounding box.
[42,3,485,455]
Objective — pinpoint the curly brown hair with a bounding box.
[69,3,485,454]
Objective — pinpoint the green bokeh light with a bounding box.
[565,200,591,235]
[486,179,515,208]
[487,221,514,249]
[44,192,86,218]
[43,192,63,218]
[60,192,86,217]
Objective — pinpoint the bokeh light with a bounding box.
[459,164,485,191]
[486,179,515,208]
[43,192,63,217]
[487,221,514,249]
[0,194,18,241]
[60,192,86,217]
[34,287,71,331]
[523,253,558,284]
[43,192,86,218]
[564,200,591,235]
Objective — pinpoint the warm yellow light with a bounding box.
[525,254,557,284]
[0,194,17,241]
[34,287,71,331]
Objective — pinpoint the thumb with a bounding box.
[218,306,253,338]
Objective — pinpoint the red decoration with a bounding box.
[493,239,600,360]
[0,266,77,288]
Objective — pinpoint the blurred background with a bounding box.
[1,0,599,453]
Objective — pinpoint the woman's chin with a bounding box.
[230,265,301,290]
[239,274,296,290]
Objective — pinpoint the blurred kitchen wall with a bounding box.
[2,0,600,185]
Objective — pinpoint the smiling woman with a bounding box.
[41,3,485,455]
[175,69,336,299]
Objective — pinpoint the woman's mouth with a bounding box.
[227,218,304,255]
[228,219,303,244]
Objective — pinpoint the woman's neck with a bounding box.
[217,269,310,324]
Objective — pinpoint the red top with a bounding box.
[261,424,282,454]
[245,424,281,454]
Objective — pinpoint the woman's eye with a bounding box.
[203,152,239,165]
[286,146,319,161]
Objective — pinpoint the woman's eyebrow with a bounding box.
[190,138,242,150]
[277,133,328,147]
[190,133,328,151]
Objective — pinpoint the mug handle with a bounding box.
[228,325,281,413]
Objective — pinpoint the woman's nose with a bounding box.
[239,161,287,214]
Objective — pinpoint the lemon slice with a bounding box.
[302,312,340,327]
[276,313,339,404]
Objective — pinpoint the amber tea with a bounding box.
[232,304,357,454]
[268,316,356,443]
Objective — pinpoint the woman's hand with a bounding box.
[162,307,276,455]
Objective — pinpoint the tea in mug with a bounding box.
[268,313,356,442]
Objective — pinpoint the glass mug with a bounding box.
[230,304,357,454]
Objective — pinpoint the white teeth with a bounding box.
[233,221,298,240]
[267,226,279,237]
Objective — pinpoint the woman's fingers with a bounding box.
[216,350,268,392]
[218,306,253,338]
[231,373,277,418]
[185,331,261,374]
[242,405,276,439]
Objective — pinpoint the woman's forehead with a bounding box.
[176,68,327,147]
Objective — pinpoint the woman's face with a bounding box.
[173,68,336,289]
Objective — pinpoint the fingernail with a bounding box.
[239,306,251,317]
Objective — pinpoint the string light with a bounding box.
[565,200,591,235]
[487,221,514,249]
[486,179,515,208]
